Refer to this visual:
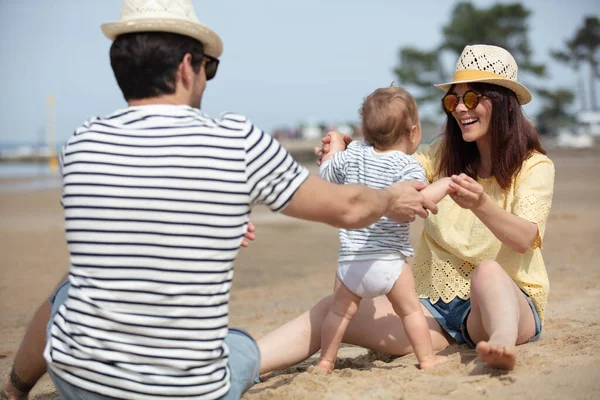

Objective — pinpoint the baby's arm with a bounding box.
[421,177,451,204]
[319,133,348,184]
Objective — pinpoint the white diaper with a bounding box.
[337,257,405,299]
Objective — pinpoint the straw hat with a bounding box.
[435,44,531,105]
[101,0,223,58]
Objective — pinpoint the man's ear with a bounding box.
[179,53,194,89]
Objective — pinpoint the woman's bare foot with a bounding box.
[476,341,516,370]
[316,358,335,373]
[418,354,449,370]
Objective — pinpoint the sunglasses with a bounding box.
[441,90,482,113]
[204,54,220,81]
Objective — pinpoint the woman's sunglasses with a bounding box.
[441,90,482,113]
[204,54,220,81]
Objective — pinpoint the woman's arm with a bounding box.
[448,174,538,254]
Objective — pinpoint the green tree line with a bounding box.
[393,2,599,134]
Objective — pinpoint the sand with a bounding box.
[1,145,599,399]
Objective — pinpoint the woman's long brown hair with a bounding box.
[437,83,545,191]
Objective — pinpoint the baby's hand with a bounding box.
[321,131,351,162]
[327,131,349,152]
[314,132,352,165]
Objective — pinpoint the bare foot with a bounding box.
[419,354,449,370]
[476,341,516,370]
[316,358,335,373]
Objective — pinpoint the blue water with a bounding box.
[0,162,54,177]
[0,163,61,192]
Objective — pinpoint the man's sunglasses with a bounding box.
[441,90,482,113]
[204,54,220,81]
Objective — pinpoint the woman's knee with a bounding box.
[472,260,504,280]
[471,260,507,295]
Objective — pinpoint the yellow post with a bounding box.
[47,95,58,172]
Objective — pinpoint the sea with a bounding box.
[0,162,61,193]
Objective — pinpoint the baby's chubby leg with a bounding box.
[387,264,448,369]
[318,284,361,372]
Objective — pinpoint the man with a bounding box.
[2,1,435,399]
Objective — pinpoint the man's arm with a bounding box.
[282,176,391,229]
[282,176,434,228]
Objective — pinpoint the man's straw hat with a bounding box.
[435,44,531,105]
[101,0,223,58]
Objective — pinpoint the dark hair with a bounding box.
[437,83,545,190]
[360,86,419,149]
[109,32,205,101]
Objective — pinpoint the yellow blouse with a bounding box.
[413,141,555,323]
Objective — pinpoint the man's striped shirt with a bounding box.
[319,140,427,261]
[43,105,309,399]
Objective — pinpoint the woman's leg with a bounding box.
[317,284,361,371]
[466,260,537,370]
[258,295,449,374]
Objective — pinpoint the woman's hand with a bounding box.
[313,132,353,166]
[448,174,487,210]
[240,222,256,248]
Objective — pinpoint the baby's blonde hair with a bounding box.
[360,86,419,149]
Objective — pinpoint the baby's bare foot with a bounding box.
[476,341,516,370]
[316,358,335,373]
[419,354,449,370]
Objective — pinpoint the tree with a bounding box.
[393,48,445,104]
[394,2,545,112]
[552,16,600,111]
[551,42,586,111]
[536,88,576,135]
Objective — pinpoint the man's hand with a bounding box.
[240,222,256,248]
[384,181,438,222]
[313,132,352,166]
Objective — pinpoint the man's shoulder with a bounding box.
[214,112,256,133]
[72,107,258,135]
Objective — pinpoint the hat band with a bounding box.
[453,69,508,82]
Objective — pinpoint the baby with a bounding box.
[318,86,450,371]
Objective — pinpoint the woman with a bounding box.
[258,44,554,372]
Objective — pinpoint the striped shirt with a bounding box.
[43,105,309,400]
[319,140,427,261]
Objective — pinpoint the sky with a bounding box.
[0,0,598,146]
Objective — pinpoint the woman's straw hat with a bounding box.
[101,0,223,58]
[435,44,531,105]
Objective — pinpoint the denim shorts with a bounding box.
[47,281,260,400]
[419,291,542,348]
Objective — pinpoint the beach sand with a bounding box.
[1,145,599,399]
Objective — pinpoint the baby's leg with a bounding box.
[318,283,361,372]
[387,263,448,369]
